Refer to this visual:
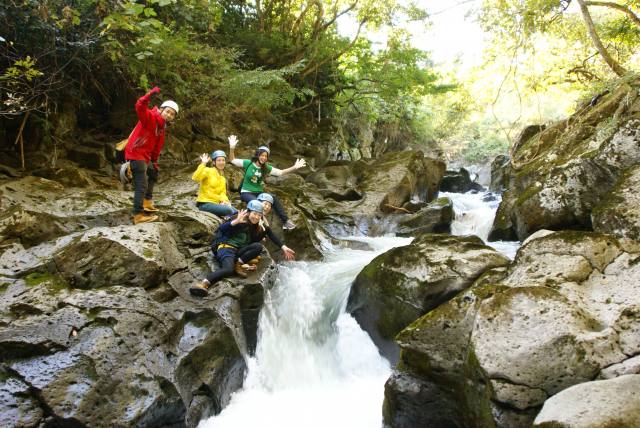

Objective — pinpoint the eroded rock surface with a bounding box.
[384,231,640,427]
[347,233,510,363]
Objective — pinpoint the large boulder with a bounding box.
[490,83,640,241]
[592,164,640,242]
[489,154,511,192]
[347,233,510,363]
[0,171,281,427]
[439,168,485,193]
[394,197,454,236]
[533,375,640,427]
[303,150,445,235]
[384,230,640,428]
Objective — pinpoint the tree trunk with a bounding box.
[576,0,628,77]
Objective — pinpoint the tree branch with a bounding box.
[583,1,640,27]
[576,0,628,76]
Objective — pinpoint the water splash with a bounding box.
[199,236,411,428]
[440,191,520,259]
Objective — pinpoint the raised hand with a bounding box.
[294,158,306,170]
[149,86,161,95]
[281,245,296,261]
[228,135,239,149]
[200,153,211,164]
[233,209,249,224]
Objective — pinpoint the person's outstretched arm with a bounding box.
[228,135,238,162]
[269,158,306,177]
[192,153,211,182]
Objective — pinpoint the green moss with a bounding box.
[24,272,68,294]
[433,197,452,207]
[25,272,56,286]
[142,248,154,258]
[515,185,542,206]
[0,282,9,293]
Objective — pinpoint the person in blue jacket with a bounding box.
[189,199,295,297]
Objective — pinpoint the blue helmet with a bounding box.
[257,193,274,204]
[247,199,264,213]
[211,150,226,160]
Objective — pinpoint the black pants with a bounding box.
[205,242,264,284]
[130,160,158,214]
[240,192,288,223]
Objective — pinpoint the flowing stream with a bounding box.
[441,191,521,259]
[200,190,519,428]
[200,236,411,428]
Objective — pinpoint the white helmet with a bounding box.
[160,100,179,114]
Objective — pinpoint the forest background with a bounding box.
[1,0,639,166]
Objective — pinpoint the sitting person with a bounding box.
[257,192,275,227]
[189,199,295,297]
[192,149,237,217]
[228,135,305,230]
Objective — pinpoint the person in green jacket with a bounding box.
[192,148,237,217]
[228,135,305,230]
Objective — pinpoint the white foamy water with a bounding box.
[439,191,521,259]
[199,236,411,428]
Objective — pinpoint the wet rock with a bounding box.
[347,233,510,363]
[489,154,511,192]
[439,168,485,193]
[0,176,132,248]
[0,168,282,427]
[395,197,454,236]
[385,230,640,428]
[533,375,640,427]
[302,151,445,235]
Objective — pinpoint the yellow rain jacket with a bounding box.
[192,164,230,204]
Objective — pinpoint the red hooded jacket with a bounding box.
[124,91,166,164]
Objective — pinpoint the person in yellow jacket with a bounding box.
[192,149,238,217]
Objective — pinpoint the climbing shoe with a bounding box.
[234,262,248,278]
[189,280,210,297]
[143,199,160,212]
[282,220,296,230]
[133,213,159,224]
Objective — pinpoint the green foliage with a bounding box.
[1,0,449,160]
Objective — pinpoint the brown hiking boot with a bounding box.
[133,212,159,224]
[234,262,248,278]
[189,280,210,297]
[143,199,159,212]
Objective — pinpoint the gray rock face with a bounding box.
[490,84,640,241]
[533,375,640,427]
[384,231,640,428]
[347,233,510,363]
[592,164,640,241]
[395,197,454,236]
[302,151,445,235]
[439,168,485,193]
[490,154,511,192]
[0,173,277,427]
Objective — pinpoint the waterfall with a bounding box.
[440,190,520,259]
[199,190,518,427]
[199,236,411,428]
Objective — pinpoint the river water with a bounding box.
[199,191,519,428]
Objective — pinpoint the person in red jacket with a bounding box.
[124,86,179,224]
